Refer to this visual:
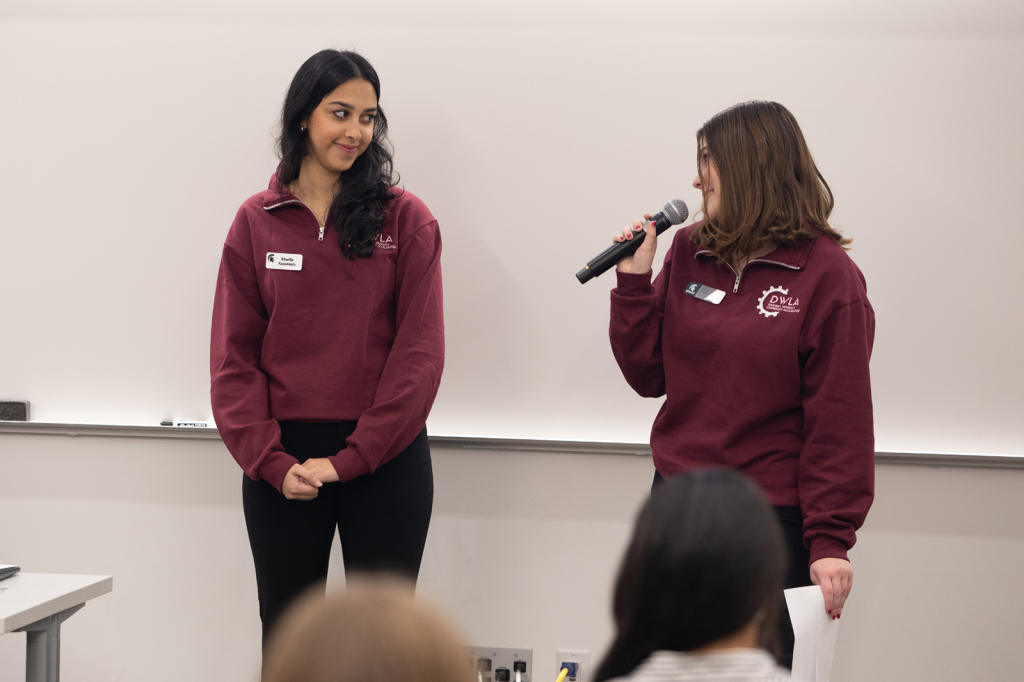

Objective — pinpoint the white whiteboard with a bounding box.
[1,1,1022,456]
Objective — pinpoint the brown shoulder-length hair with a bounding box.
[262,578,474,682]
[692,101,849,263]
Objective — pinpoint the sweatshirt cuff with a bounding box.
[330,447,372,484]
[260,450,300,494]
[614,269,655,295]
[808,536,850,565]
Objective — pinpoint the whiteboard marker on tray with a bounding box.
[160,420,209,428]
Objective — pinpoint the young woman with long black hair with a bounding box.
[595,469,791,682]
[609,101,874,667]
[211,50,444,647]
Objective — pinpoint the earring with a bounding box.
[300,125,307,132]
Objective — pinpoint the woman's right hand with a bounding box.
[282,463,323,500]
[614,215,658,275]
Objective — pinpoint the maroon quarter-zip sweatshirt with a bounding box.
[610,224,874,564]
[211,175,444,493]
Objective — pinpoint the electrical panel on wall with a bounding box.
[466,646,533,682]
[557,649,591,682]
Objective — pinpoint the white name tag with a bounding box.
[684,281,726,304]
[266,253,303,271]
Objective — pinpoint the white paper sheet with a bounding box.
[784,585,840,682]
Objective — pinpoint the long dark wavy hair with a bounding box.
[692,101,849,264]
[277,50,397,259]
[594,469,786,682]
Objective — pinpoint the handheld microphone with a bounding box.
[575,199,688,284]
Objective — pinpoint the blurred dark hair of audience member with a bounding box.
[595,469,790,682]
[262,576,474,682]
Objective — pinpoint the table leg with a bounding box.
[17,603,85,682]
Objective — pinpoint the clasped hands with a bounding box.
[282,458,339,500]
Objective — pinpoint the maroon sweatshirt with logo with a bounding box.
[610,224,874,564]
[211,175,444,493]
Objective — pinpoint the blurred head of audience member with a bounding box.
[262,577,474,682]
[595,469,787,681]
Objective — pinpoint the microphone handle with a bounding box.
[575,212,673,284]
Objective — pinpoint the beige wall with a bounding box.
[2,434,1023,681]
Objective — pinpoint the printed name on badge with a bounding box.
[684,282,726,304]
[266,253,303,271]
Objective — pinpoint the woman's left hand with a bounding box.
[302,458,340,484]
[809,558,853,620]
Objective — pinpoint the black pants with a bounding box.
[243,421,433,645]
[651,471,812,668]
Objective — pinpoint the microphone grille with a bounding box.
[662,199,689,225]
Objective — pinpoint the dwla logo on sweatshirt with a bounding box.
[757,286,800,317]
[375,235,396,250]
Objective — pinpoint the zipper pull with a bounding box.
[318,225,325,242]
[733,274,740,293]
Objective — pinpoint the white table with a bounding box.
[0,573,112,682]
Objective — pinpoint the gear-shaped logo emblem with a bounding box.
[757,286,788,318]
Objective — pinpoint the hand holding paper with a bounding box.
[809,557,852,618]
[785,585,841,682]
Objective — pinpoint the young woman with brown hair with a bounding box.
[608,101,874,667]
[262,579,473,682]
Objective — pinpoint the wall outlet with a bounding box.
[557,650,591,682]
[466,646,533,682]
